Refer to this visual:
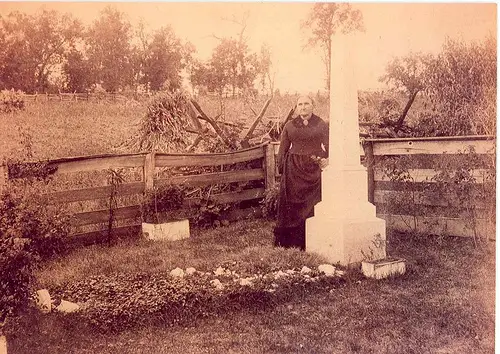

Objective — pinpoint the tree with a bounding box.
[63,48,93,92]
[142,26,184,91]
[422,36,496,136]
[0,10,83,93]
[380,52,433,134]
[87,6,133,92]
[302,3,364,90]
[256,42,275,95]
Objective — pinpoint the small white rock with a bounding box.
[185,267,196,275]
[35,289,52,313]
[318,264,336,276]
[214,267,225,276]
[55,300,80,313]
[210,279,224,290]
[274,270,287,279]
[239,278,253,286]
[170,267,185,277]
[300,266,312,274]
[285,269,295,275]
[335,270,346,277]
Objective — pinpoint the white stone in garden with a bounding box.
[318,264,336,276]
[185,267,196,275]
[142,219,190,242]
[35,289,52,313]
[55,300,80,313]
[285,269,295,275]
[300,266,312,274]
[239,278,253,286]
[214,267,225,276]
[0,335,6,354]
[336,270,346,276]
[170,267,185,277]
[210,279,224,290]
[274,270,287,279]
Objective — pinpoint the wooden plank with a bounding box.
[364,141,375,203]
[264,143,277,189]
[50,154,145,174]
[374,168,492,183]
[182,188,265,207]
[72,205,141,226]
[69,225,141,247]
[157,168,264,187]
[144,152,155,190]
[377,213,495,240]
[45,181,144,204]
[373,154,495,170]
[155,145,265,167]
[374,189,492,210]
[373,138,495,156]
[375,201,491,218]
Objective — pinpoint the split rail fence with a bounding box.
[0,135,495,245]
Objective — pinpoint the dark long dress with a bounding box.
[274,114,329,250]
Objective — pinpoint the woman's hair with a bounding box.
[297,95,315,106]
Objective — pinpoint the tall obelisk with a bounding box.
[306,33,386,265]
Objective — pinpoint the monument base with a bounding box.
[306,210,386,266]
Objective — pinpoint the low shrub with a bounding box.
[260,185,279,219]
[0,185,70,322]
[0,89,25,113]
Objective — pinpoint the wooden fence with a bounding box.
[362,135,495,240]
[23,92,152,103]
[0,144,276,245]
[1,135,495,245]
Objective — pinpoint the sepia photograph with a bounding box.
[0,2,496,353]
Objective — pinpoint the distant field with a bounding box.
[0,94,331,161]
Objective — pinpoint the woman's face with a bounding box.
[296,96,314,118]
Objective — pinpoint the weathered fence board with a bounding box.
[47,154,145,175]
[155,145,264,167]
[157,168,264,187]
[46,181,145,204]
[371,135,495,156]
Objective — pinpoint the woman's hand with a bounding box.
[319,158,329,170]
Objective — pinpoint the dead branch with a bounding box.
[240,97,273,148]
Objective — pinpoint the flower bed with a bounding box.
[49,265,347,333]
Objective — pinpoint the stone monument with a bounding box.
[306,33,387,265]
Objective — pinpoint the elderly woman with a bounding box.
[274,95,329,250]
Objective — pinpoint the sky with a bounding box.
[0,2,496,94]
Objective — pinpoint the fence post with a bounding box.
[364,140,375,204]
[144,152,155,191]
[264,143,276,190]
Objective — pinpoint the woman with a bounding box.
[274,95,329,250]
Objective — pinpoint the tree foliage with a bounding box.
[302,3,364,90]
[0,10,83,93]
[86,6,133,92]
[379,35,496,137]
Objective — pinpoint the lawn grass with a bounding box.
[6,220,495,354]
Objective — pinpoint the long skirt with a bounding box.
[274,153,322,250]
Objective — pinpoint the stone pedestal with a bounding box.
[306,34,386,265]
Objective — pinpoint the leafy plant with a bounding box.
[260,185,279,219]
[0,89,25,113]
[193,197,231,228]
[140,184,186,224]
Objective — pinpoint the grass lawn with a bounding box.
[5,219,495,354]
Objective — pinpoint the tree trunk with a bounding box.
[394,90,419,133]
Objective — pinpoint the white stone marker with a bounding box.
[306,33,387,265]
